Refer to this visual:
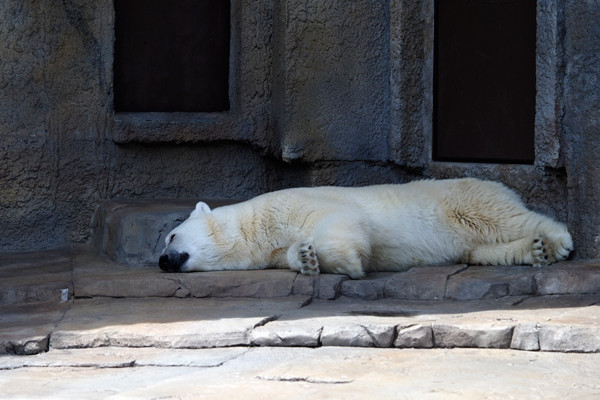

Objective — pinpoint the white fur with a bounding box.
[160,178,573,278]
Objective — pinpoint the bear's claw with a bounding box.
[532,236,550,267]
[531,232,572,267]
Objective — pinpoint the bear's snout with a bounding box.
[159,252,190,272]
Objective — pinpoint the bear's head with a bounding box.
[159,201,220,272]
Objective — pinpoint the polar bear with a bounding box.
[158,178,573,279]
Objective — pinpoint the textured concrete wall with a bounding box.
[0,1,284,251]
[563,1,600,259]
[1,1,112,250]
[0,0,597,256]
[273,0,390,162]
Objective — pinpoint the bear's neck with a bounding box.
[210,204,277,269]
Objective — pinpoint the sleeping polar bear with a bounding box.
[159,178,573,279]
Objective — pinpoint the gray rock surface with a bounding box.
[1,347,599,399]
[394,325,434,348]
[535,262,600,295]
[385,265,467,300]
[446,265,536,300]
[49,296,310,350]
[2,248,600,355]
[1,0,585,269]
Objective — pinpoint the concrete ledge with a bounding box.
[2,247,600,355]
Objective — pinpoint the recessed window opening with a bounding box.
[114,0,230,113]
[433,0,536,164]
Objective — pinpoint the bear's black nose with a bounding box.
[159,252,189,272]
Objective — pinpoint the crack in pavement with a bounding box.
[257,375,354,384]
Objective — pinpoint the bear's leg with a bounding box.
[287,212,370,279]
[466,237,537,266]
[286,237,368,279]
[466,231,572,267]
[287,241,320,276]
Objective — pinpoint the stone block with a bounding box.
[291,274,315,296]
[432,324,514,349]
[314,274,348,300]
[384,265,467,300]
[538,324,600,353]
[320,325,374,347]
[511,324,540,351]
[394,325,434,348]
[184,270,297,298]
[340,274,390,300]
[534,262,600,295]
[75,272,179,298]
[445,266,535,300]
[250,324,322,347]
[365,324,397,348]
[320,324,395,348]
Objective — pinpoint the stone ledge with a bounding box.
[91,199,238,266]
[2,248,600,355]
[3,248,600,304]
[2,294,599,355]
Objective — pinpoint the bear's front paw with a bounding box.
[299,243,320,276]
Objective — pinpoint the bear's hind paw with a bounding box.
[531,236,551,267]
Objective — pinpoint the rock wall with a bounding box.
[0,0,597,256]
[563,1,600,259]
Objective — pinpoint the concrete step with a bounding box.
[91,199,237,266]
[3,289,600,355]
[3,246,600,304]
[1,247,600,355]
[0,249,72,306]
[69,247,600,301]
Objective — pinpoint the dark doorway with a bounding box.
[433,0,536,164]
[114,0,230,113]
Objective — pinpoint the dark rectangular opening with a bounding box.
[114,0,230,113]
[433,0,536,164]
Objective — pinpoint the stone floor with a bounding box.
[1,245,600,398]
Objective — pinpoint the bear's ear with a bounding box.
[190,201,211,217]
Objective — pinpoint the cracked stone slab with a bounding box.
[1,348,599,399]
[51,296,310,350]
[250,324,323,347]
[320,323,396,347]
[445,265,536,300]
[0,347,248,370]
[74,255,300,299]
[0,302,71,355]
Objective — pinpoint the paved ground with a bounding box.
[1,246,600,398]
[2,347,600,399]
